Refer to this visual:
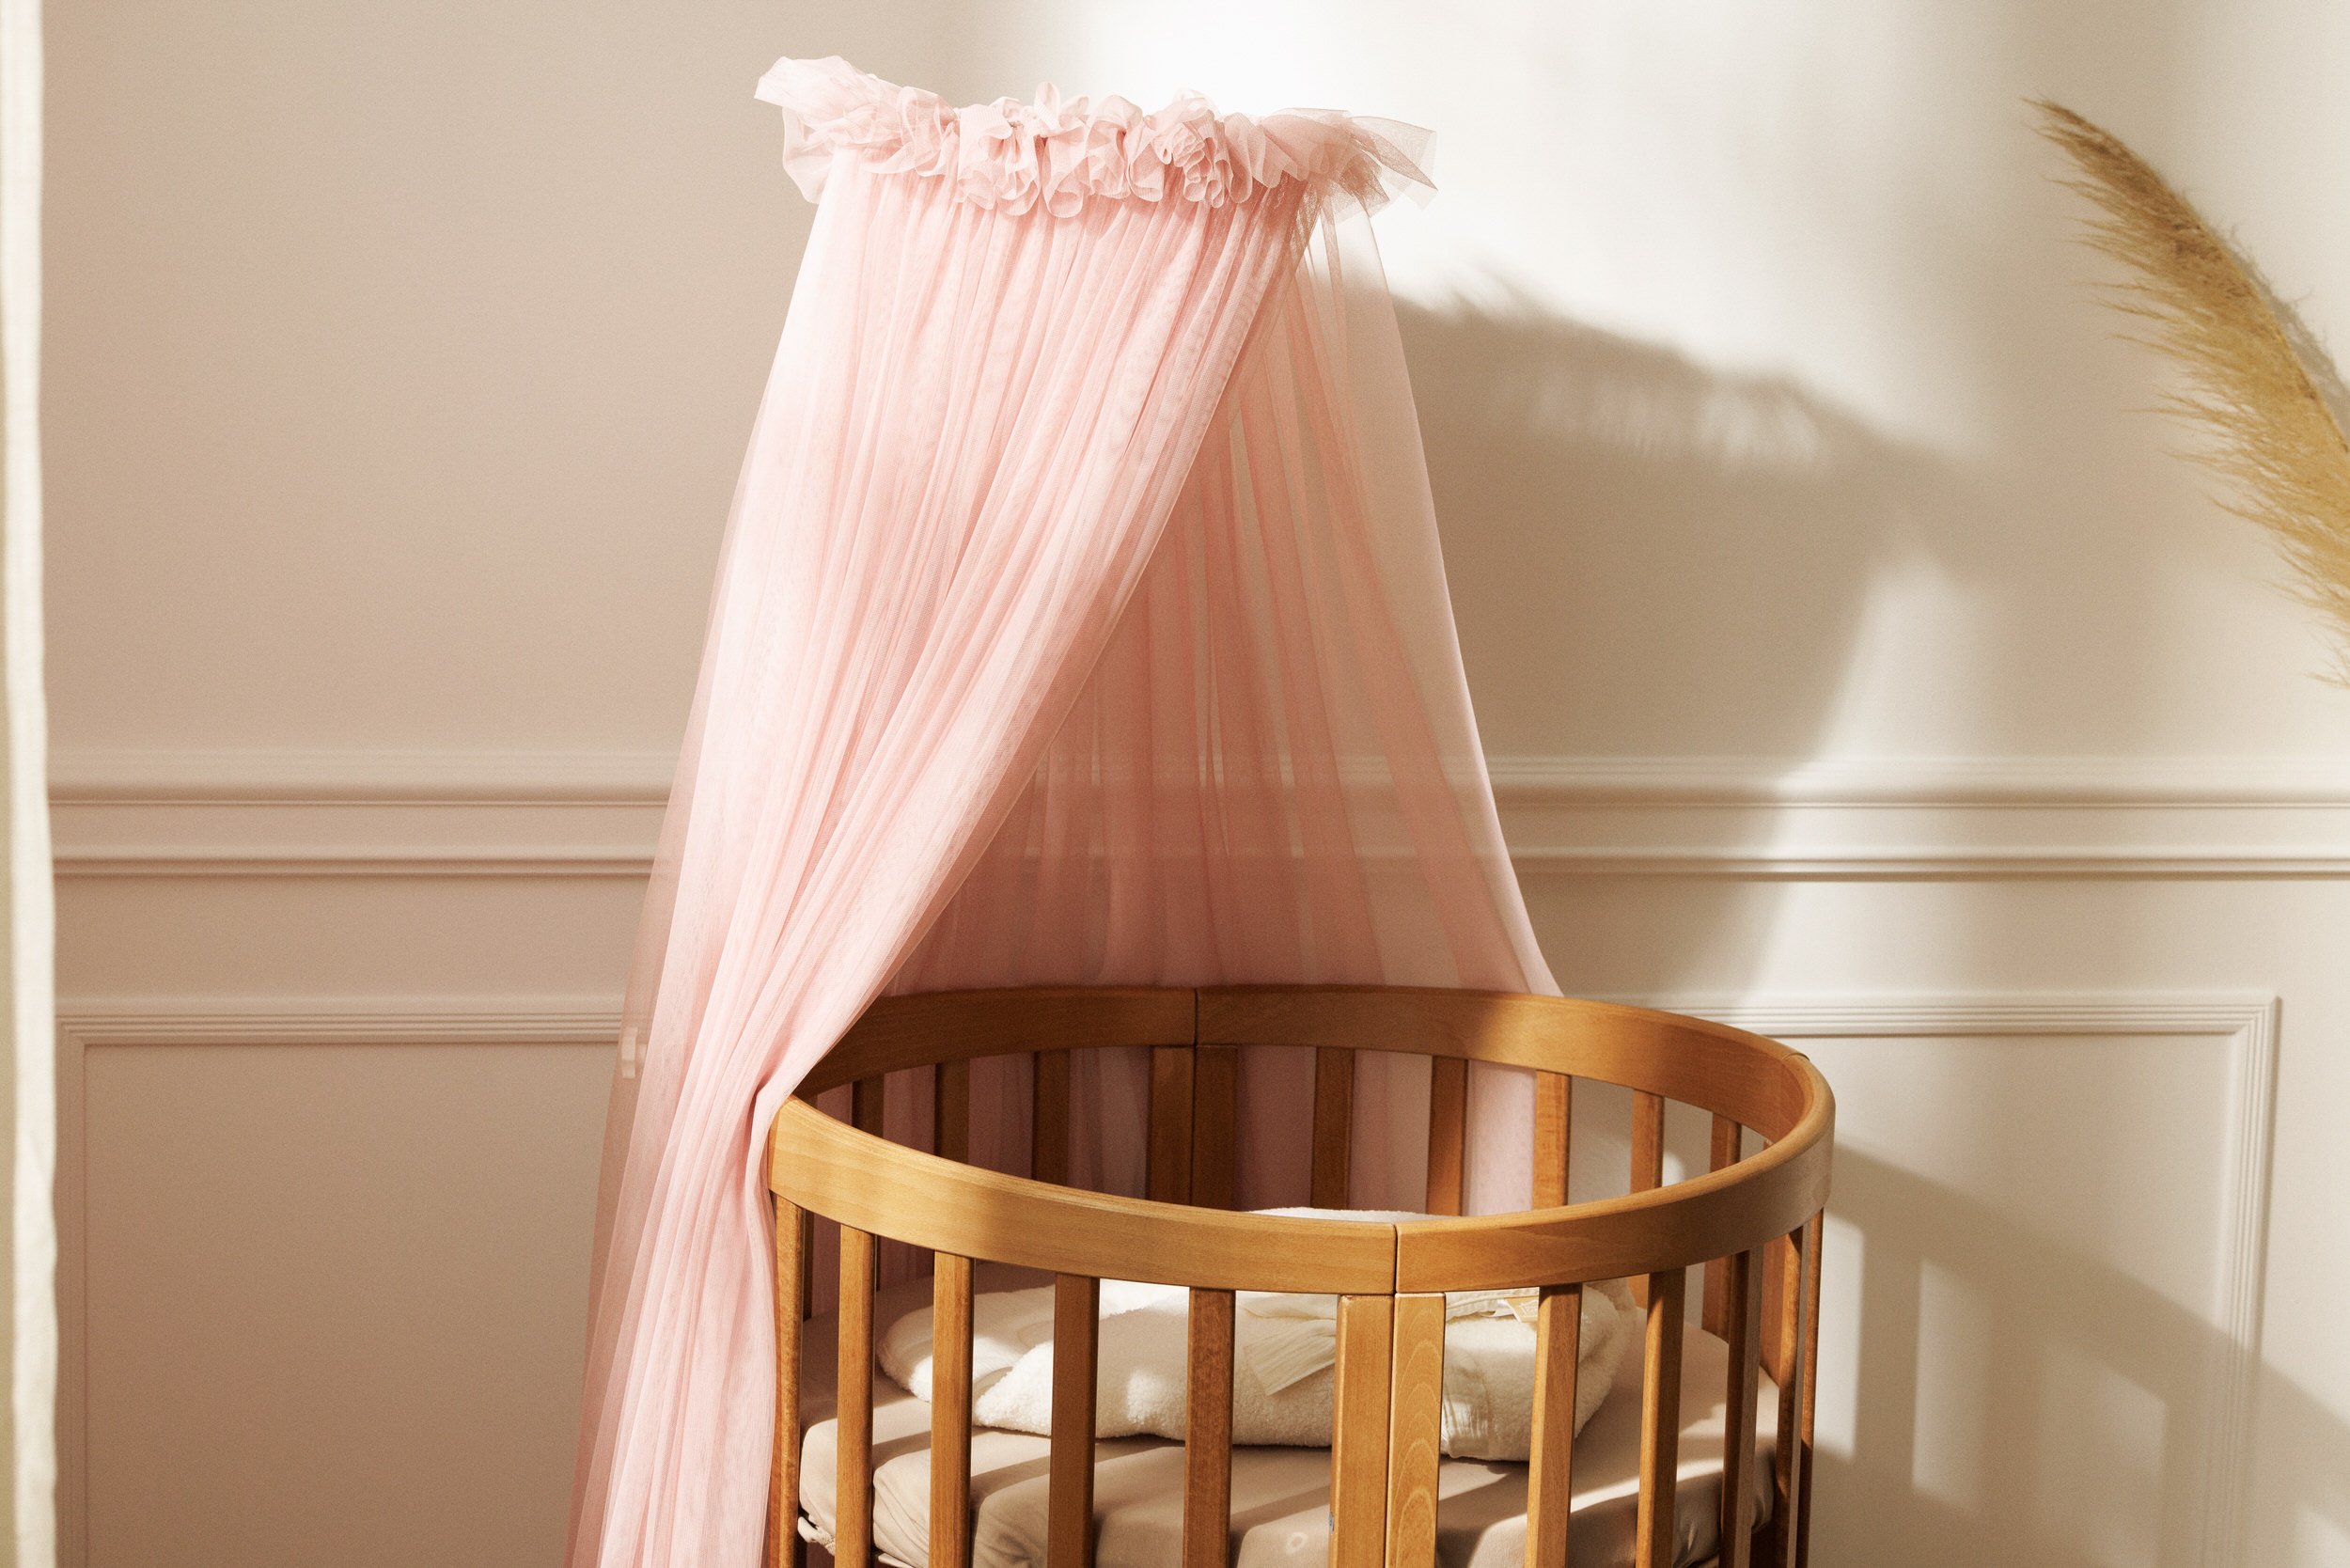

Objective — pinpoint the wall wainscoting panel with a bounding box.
[1618,992,2279,1568]
[55,1005,620,1568]
[55,991,2280,1568]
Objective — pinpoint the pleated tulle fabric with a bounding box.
[568,58,1556,1568]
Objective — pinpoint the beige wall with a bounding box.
[43,2,2350,1566]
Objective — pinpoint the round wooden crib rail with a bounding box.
[770,983,1834,1293]
[799,984,1823,1141]
[768,1070,1827,1293]
[765,983,1835,1568]
[1198,987,1819,1141]
[772,1100,1397,1294]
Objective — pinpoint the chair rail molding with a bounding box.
[47,748,2350,879]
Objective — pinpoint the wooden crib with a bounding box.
[764,985,1834,1568]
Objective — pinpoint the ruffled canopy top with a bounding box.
[756,56,1433,217]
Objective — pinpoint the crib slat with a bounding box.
[1796,1211,1825,1568]
[1531,1071,1572,1208]
[1033,1049,1072,1187]
[836,1225,877,1568]
[1634,1267,1685,1568]
[1385,1292,1446,1568]
[1048,1275,1099,1568]
[1718,1247,1763,1568]
[929,1253,976,1568]
[799,1216,814,1321]
[853,1075,886,1137]
[1762,1231,1791,1388]
[1330,1294,1393,1565]
[767,1199,807,1568]
[1309,1047,1355,1208]
[1425,1056,1468,1215]
[933,1058,971,1167]
[1182,1288,1235,1568]
[1150,1045,1196,1204]
[1190,1043,1239,1211]
[1628,1091,1666,1307]
[1767,1224,1806,1568]
[850,1080,896,1291]
[1523,1282,1581,1568]
[1701,1116,1741,1334]
[1630,1090,1665,1194]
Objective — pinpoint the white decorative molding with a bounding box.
[55,1001,623,1045]
[1508,846,2350,879]
[51,1001,622,1568]
[49,750,669,879]
[1483,753,2350,807]
[47,748,676,805]
[55,747,2350,807]
[46,749,2350,879]
[1622,990,2278,1568]
[1490,755,2350,881]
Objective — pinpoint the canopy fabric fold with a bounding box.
[568,57,1557,1568]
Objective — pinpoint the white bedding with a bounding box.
[798,1264,1778,1568]
[877,1208,1637,1460]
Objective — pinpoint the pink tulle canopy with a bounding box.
[568,57,1559,1568]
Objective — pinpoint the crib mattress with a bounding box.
[794,1265,1778,1568]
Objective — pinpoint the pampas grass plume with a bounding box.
[2036,99,2350,678]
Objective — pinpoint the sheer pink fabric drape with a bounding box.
[894,213,1557,1214]
[569,58,1555,1568]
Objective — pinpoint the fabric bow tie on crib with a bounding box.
[878,1209,1638,1461]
